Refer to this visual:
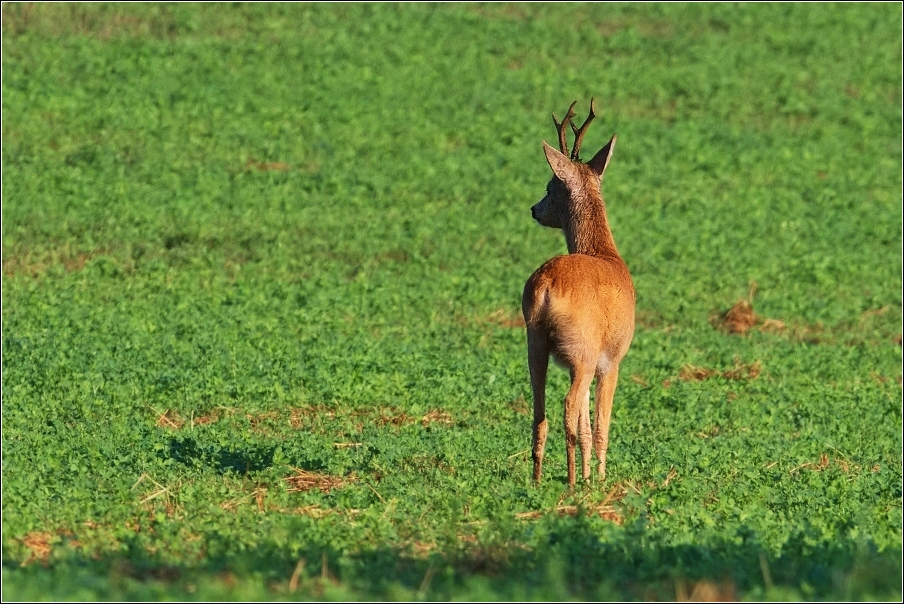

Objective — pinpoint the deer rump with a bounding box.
[522,253,634,373]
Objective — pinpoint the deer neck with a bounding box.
[563,189,620,258]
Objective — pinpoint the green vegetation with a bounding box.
[2,3,901,600]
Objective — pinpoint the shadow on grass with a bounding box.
[3,517,900,601]
[165,436,332,475]
[165,437,279,475]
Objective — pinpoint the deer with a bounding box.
[521,99,635,488]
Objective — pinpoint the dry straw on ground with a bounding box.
[679,361,762,382]
[485,308,526,328]
[515,483,628,524]
[711,282,785,335]
[713,298,760,334]
[19,532,53,566]
[514,503,623,524]
[150,407,184,430]
[676,578,737,602]
[283,469,353,494]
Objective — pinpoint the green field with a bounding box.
[2,3,901,600]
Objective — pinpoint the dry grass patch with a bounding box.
[220,487,268,512]
[149,407,224,430]
[484,308,526,329]
[406,540,438,559]
[131,474,179,517]
[245,410,281,434]
[679,360,762,382]
[401,454,456,476]
[711,299,760,334]
[711,288,897,345]
[516,482,627,524]
[245,157,290,172]
[515,503,623,524]
[676,578,737,602]
[663,360,762,388]
[375,407,412,427]
[420,409,453,427]
[2,3,181,40]
[711,282,786,335]
[192,413,219,426]
[374,407,455,428]
[289,405,336,429]
[149,407,185,430]
[789,453,874,475]
[285,505,362,519]
[283,469,354,494]
[696,425,724,439]
[19,531,54,566]
[630,374,651,387]
[1,245,117,278]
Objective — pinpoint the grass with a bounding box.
[2,2,902,600]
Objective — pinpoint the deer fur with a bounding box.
[521,99,635,487]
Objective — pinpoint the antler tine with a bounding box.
[570,97,597,160]
[551,101,578,156]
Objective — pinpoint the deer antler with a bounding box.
[551,101,577,156]
[569,97,596,160]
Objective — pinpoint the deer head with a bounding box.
[531,98,617,230]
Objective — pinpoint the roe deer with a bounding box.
[521,99,635,487]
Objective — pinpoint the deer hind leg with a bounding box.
[564,364,595,487]
[527,328,550,482]
[593,362,620,481]
[578,386,592,482]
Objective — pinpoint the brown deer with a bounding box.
[521,99,635,487]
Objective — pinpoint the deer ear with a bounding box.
[543,141,576,184]
[587,134,617,178]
